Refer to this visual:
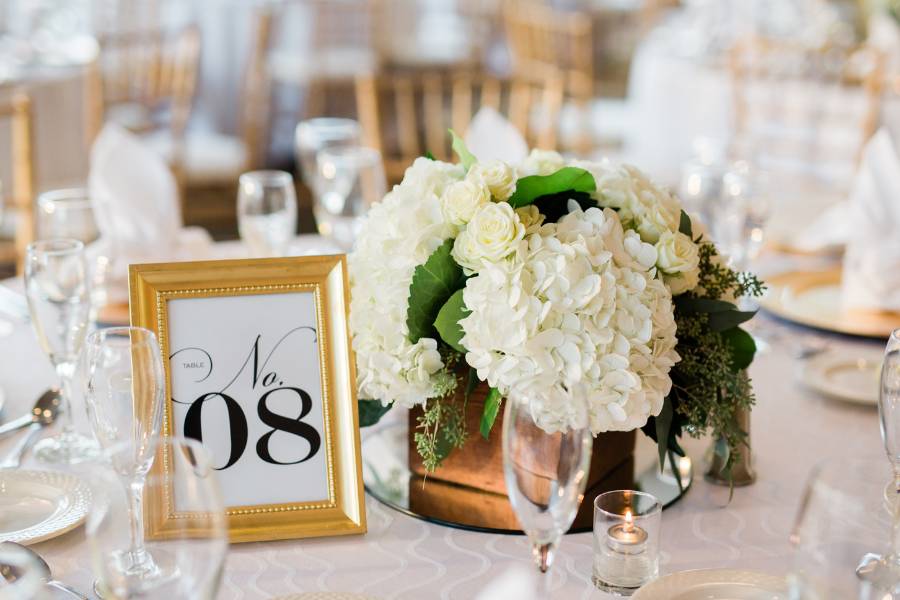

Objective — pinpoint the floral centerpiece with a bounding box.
[350,133,763,477]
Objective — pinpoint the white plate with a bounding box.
[0,470,91,545]
[272,594,378,600]
[798,349,882,406]
[633,569,787,600]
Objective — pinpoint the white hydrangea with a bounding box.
[349,157,464,407]
[459,204,680,434]
[519,149,566,176]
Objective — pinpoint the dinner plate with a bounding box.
[272,594,378,600]
[798,349,881,405]
[759,269,900,339]
[0,470,91,545]
[633,569,787,599]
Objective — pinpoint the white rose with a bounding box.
[452,202,525,272]
[468,159,517,200]
[515,205,545,234]
[520,149,566,176]
[665,269,700,296]
[440,179,491,226]
[656,231,700,275]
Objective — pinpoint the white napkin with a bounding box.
[841,129,900,312]
[89,124,211,302]
[464,107,529,164]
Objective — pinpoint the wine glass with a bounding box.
[237,170,298,258]
[24,238,98,464]
[82,326,165,589]
[315,145,386,250]
[789,457,895,599]
[86,437,228,600]
[294,117,362,196]
[502,385,593,575]
[0,178,13,338]
[852,329,900,590]
[0,542,46,599]
[36,188,110,316]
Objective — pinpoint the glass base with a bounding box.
[94,547,180,598]
[857,552,900,593]
[592,575,642,596]
[34,432,99,465]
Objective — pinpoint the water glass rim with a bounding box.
[890,328,900,345]
[85,325,158,348]
[296,117,361,136]
[239,170,293,187]
[316,146,384,174]
[26,238,85,255]
[594,489,662,517]
[37,188,92,209]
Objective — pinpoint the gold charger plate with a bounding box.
[760,269,900,339]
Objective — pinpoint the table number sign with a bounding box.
[129,256,365,542]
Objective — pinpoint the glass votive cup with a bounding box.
[592,490,662,595]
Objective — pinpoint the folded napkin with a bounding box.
[464,107,529,164]
[89,124,211,302]
[841,130,900,312]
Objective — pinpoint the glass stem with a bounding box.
[55,362,76,436]
[127,479,151,570]
[890,472,900,565]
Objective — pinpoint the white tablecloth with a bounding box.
[0,249,885,599]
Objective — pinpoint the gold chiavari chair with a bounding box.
[355,69,564,184]
[504,1,593,103]
[0,93,35,274]
[730,37,885,188]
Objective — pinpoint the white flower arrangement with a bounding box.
[351,140,762,471]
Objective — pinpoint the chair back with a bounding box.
[504,1,593,102]
[730,37,884,188]
[0,93,35,274]
[356,69,564,183]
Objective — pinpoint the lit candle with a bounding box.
[606,509,648,555]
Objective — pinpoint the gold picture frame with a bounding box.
[129,255,366,542]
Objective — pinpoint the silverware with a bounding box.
[0,391,60,469]
[0,389,61,439]
[0,541,89,599]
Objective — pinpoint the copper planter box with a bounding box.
[408,384,636,532]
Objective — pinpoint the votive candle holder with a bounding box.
[592,490,662,595]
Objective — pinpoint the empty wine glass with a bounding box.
[36,188,110,315]
[315,145,386,250]
[711,161,772,272]
[237,170,298,258]
[82,326,165,589]
[295,117,362,196]
[790,457,895,599]
[24,238,98,464]
[853,329,900,590]
[502,385,593,575]
[87,437,228,600]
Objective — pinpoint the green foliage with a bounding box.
[414,391,467,472]
[434,289,470,353]
[407,240,466,344]
[358,399,392,427]
[423,150,436,161]
[533,191,597,223]
[449,130,477,171]
[480,387,502,439]
[507,167,596,208]
[679,210,693,237]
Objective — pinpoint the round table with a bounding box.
[0,249,884,599]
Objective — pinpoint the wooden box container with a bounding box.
[408,384,636,531]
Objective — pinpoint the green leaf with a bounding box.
[654,397,674,469]
[434,289,470,353]
[407,240,466,344]
[449,129,477,171]
[465,368,479,401]
[358,399,392,427]
[721,326,757,371]
[423,150,436,161]
[480,388,501,439]
[507,167,597,208]
[532,190,597,223]
[708,309,756,332]
[674,297,736,314]
[679,210,693,238]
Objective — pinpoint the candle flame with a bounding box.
[624,510,634,531]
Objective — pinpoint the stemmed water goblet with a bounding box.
[86,437,228,599]
[82,326,166,592]
[294,117,362,197]
[502,385,593,577]
[315,145,386,250]
[24,238,98,464]
[237,170,298,258]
